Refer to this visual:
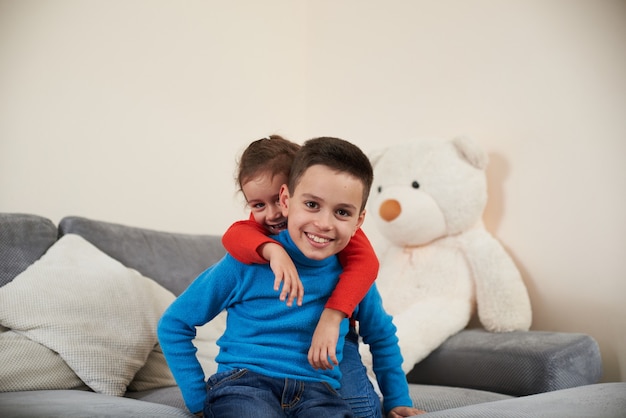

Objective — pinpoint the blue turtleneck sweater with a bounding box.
[158,230,409,414]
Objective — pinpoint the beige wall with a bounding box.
[1,0,624,382]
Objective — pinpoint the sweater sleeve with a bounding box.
[355,284,414,414]
[221,214,278,264]
[157,259,238,414]
[325,228,379,317]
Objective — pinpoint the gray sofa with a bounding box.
[1,213,624,417]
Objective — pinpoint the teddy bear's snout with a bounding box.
[379,199,402,222]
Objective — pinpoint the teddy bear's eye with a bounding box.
[412,181,420,189]
[377,186,382,193]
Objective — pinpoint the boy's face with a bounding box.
[242,171,289,234]
[280,164,365,261]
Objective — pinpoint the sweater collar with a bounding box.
[274,231,337,268]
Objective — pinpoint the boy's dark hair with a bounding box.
[288,137,373,211]
[237,135,300,192]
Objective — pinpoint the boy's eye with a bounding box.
[336,209,351,218]
[305,201,319,209]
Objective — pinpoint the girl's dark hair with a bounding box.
[288,137,373,211]
[237,135,300,192]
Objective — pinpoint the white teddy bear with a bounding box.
[360,136,532,375]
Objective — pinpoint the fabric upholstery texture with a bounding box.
[0,328,89,392]
[124,385,189,410]
[0,213,57,287]
[0,234,174,396]
[193,311,227,377]
[417,382,626,418]
[127,344,177,392]
[406,328,602,396]
[58,216,226,296]
[0,390,195,418]
[408,384,512,412]
[128,309,224,392]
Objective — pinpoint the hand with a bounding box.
[261,243,304,306]
[308,309,344,370]
[387,406,427,417]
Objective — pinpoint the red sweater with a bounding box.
[221,214,379,317]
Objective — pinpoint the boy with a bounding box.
[222,135,378,372]
[158,137,422,417]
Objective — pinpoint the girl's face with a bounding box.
[279,164,365,261]
[242,171,289,234]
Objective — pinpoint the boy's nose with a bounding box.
[314,211,333,230]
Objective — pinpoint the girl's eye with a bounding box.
[251,203,265,210]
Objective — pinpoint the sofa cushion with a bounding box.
[0,327,89,392]
[0,390,195,418]
[414,382,626,418]
[408,384,512,412]
[124,385,188,410]
[406,329,603,396]
[194,311,227,377]
[127,343,177,392]
[0,213,57,287]
[127,314,225,392]
[58,216,226,296]
[0,234,174,396]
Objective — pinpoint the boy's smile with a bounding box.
[280,164,365,261]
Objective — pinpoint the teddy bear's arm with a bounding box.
[461,229,532,332]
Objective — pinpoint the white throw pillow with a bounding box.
[193,311,227,377]
[0,328,89,392]
[0,234,174,396]
[126,342,177,392]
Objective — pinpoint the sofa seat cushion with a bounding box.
[408,384,512,412]
[124,385,188,410]
[0,234,175,396]
[0,390,195,418]
[416,382,626,418]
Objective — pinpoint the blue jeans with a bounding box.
[204,368,353,418]
[338,328,383,418]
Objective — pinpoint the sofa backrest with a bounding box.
[58,216,226,296]
[0,214,58,288]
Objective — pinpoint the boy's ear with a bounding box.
[354,209,366,235]
[279,184,290,216]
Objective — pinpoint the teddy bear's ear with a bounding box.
[368,147,388,167]
[452,136,488,170]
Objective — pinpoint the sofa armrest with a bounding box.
[405,329,602,396]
